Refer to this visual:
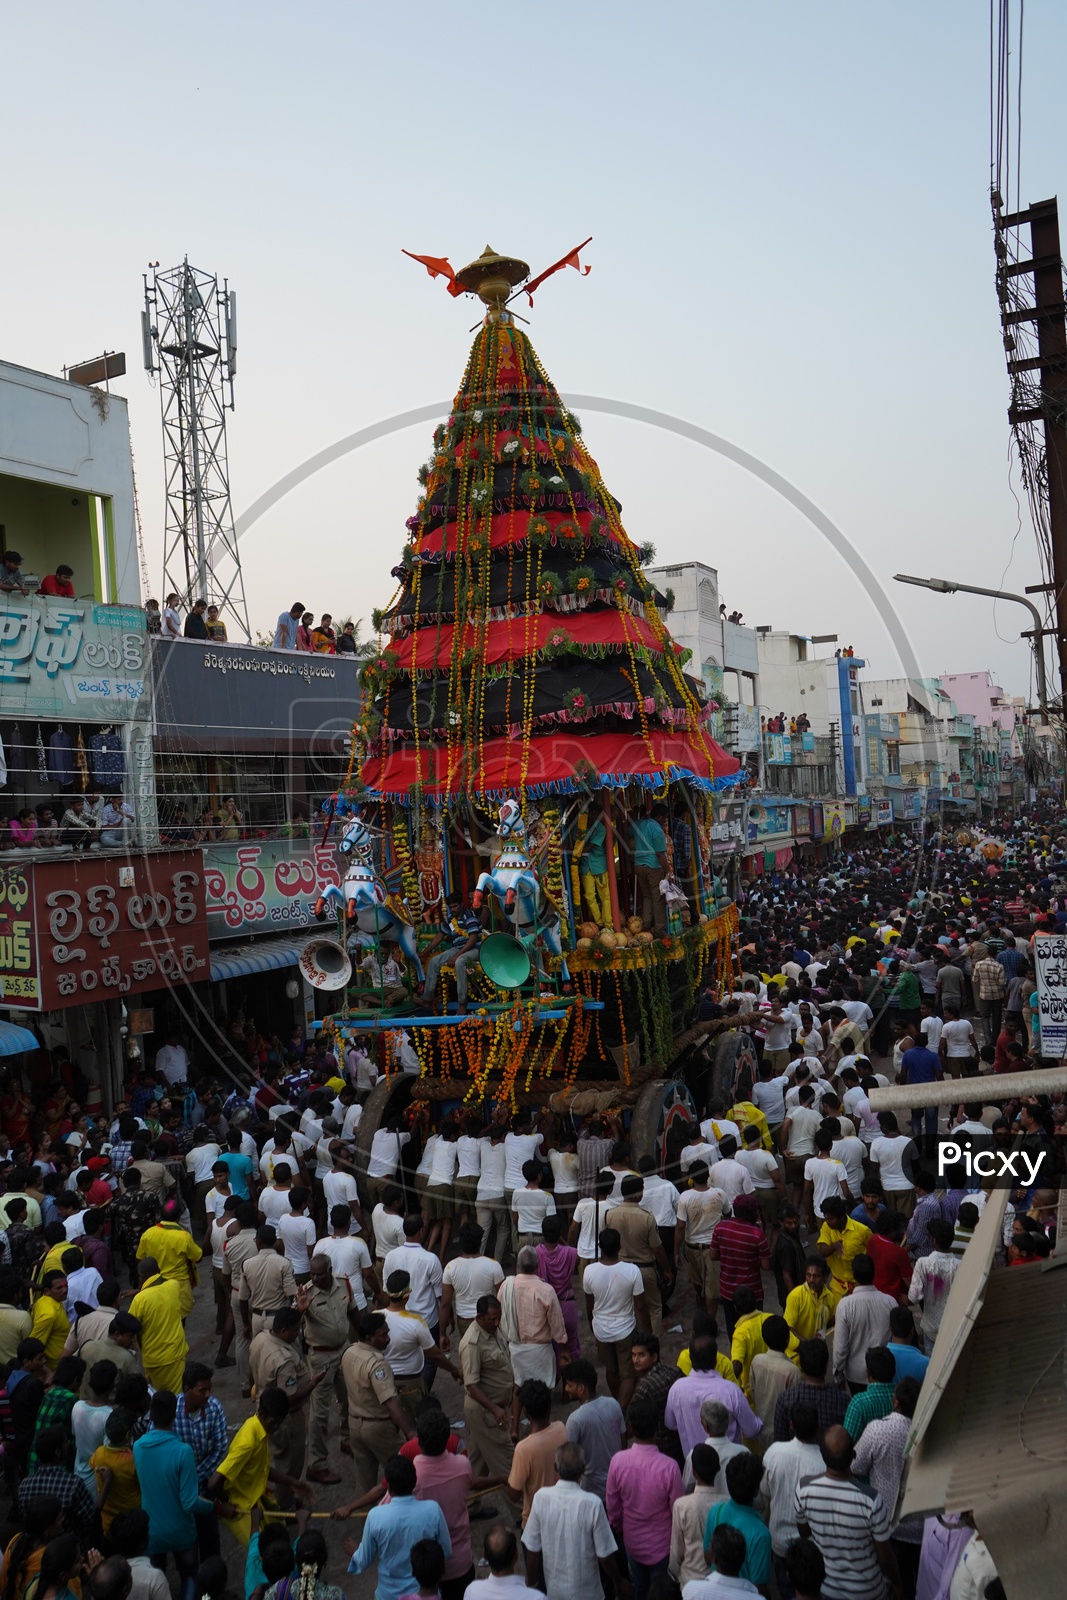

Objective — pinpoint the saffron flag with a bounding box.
[523,237,592,305]
[402,250,465,297]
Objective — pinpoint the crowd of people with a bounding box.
[143,598,364,656]
[0,793,134,853]
[0,805,1062,1600]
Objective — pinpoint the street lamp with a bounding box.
[893,573,1050,717]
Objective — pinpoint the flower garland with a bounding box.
[391,810,419,918]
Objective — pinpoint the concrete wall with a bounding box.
[939,671,1016,731]
[0,359,139,604]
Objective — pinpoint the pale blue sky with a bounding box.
[4,1,1062,696]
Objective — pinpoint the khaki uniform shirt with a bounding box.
[79,1337,143,1393]
[605,1201,660,1265]
[241,1250,298,1313]
[460,1320,514,1405]
[302,1278,352,1351]
[342,1340,398,1421]
[248,1330,311,1407]
[223,1228,259,1294]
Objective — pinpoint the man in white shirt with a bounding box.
[522,1441,618,1600]
[938,1008,978,1079]
[322,1151,361,1223]
[503,1119,544,1259]
[759,1402,824,1587]
[155,1033,190,1088]
[382,1215,445,1337]
[709,1139,755,1208]
[780,1088,825,1203]
[831,1255,895,1389]
[636,1156,679,1267]
[750,1064,790,1133]
[582,1228,645,1409]
[316,1205,375,1309]
[371,1188,407,1262]
[366,1123,411,1207]
[475,1127,509,1263]
[468,1520,541,1599]
[442,1223,505,1343]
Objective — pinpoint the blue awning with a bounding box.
[209,938,315,983]
[0,1019,39,1055]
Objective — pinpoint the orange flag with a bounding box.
[402,250,465,298]
[523,237,592,305]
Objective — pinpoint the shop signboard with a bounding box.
[823,800,849,840]
[747,803,793,843]
[0,864,38,1007]
[0,598,147,720]
[874,798,894,826]
[709,801,747,853]
[0,850,209,1010]
[734,708,761,753]
[899,791,922,819]
[764,734,793,765]
[792,806,813,841]
[202,839,345,940]
[1035,933,1067,1058]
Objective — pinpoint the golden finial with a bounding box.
[455,246,530,309]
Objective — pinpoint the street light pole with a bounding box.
[893,573,1051,718]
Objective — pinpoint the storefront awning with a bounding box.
[209,938,316,983]
[0,1019,40,1055]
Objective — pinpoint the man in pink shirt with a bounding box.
[605,1398,683,1600]
[414,1407,506,1594]
[499,1247,568,1388]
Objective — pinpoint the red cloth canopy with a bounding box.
[362,727,741,802]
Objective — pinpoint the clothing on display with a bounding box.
[47,728,75,788]
[89,729,126,785]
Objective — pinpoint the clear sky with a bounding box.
[4,1,1063,697]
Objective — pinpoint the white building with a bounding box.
[644,560,761,754]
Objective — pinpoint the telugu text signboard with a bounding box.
[0,864,39,1007]
[1034,933,1067,1059]
[202,840,344,940]
[0,852,209,1010]
[0,599,147,720]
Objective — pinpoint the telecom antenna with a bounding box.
[142,259,250,641]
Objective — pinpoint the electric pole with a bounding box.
[994,193,1067,707]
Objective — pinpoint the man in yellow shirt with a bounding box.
[784,1257,835,1341]
[32,1227,72,1294]
[729,1288,800,1398]
[30,1271,70,1368]
[816,1198,872,1306]
[136,1203,202,1319]
[129,1258,188,1392]
[208,1386,297,1546]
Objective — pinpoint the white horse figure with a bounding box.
[473,800,570,984]
[314,808,425,983]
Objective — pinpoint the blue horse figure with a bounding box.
[314,806,425,984]
[473,800,570,986]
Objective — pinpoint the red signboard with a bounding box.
[0,852,209,1011]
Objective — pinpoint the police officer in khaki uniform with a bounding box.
[297,1253,353,1484]
[248,1307,323,1499]
[221,1204,259,1394]
[340,1310,414,1500]
[459,1292,515,1477]
[606,1174,672,1335]
[240,1227,299,1340]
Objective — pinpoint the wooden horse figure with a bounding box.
[314,807,425,984]
[473,800,570,984]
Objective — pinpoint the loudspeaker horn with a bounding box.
[479,932,532,990]
[297,938,353,991]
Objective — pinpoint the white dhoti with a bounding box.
[509,1341,557,1387]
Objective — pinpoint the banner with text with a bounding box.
[1035,932,1067,1058]
[203,840,344,940]
[0,851,209,1010]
